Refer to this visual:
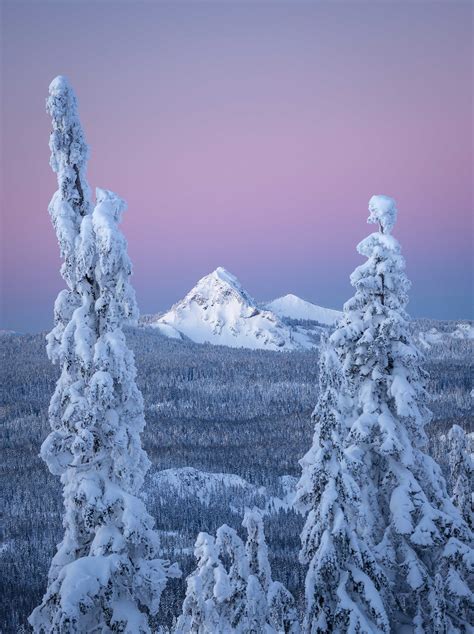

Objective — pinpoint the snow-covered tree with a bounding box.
[326,195,473,631]
[175,532,225,633]
[267,582,300,634]
[295,336,390,633]
[215,524,249,630]
[243,507,299,633]
[178,513,298,633]
[30,77,179,633]
[446,425,473,529]
[243,507,272,593]
[176,526,247,633]
[245,574,269,633]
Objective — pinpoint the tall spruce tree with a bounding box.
[242,508,270,632]
[326,195,473,631]
[30,77,178,633]
[295,336,390,633]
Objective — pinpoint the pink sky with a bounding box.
[1,1,472,331]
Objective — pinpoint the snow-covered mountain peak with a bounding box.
[151,268,314,351]
[265,294,342,326]
[191,267,256,309]
[211,266,240,287]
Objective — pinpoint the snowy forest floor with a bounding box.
[0,324,472,632]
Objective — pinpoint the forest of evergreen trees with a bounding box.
[0,320,472,631]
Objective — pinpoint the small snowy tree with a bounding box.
[295,336,390,633]
[245,574,269,633]
[30,77,179,633]
[446,425,473,529]
[177,526,248,633]
[242,507,274,632]
[243,507,299,633]
[215,524,249,630]
[326,195,473,631]
[175,532,225,633]
[178,514,298,633]
[243,507,272,593]
[267,582,300,634]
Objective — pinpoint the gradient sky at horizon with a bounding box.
[1,0,473,332]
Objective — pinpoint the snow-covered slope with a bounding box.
[265,294,342,326]
[416,322,474,350]
[147,467,298,516]
[150,322,183,340]
[451,323,474,340]
[151,267,313,351]
[149,467,266,506]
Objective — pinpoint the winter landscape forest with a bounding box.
[0,73,472,633]
[1,2,473,633]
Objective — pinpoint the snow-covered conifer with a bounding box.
[30,78,179,633]
[177,525,248,633]
[295,335,390,633]
[243,507,272,593]
[242,507,299,633]
[446,425,473,529]
[175,532,224,633]
[245,574,269,633]
[215,525,249,630]
[178,513,298,633]
[242,507,270,632]
[46,75,91,287]
[267,582,300,634]
[326,195,473,631]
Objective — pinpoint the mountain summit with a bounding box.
[265,294,341,326]
[153,267,309,351]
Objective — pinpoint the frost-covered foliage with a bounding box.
[177,510,298,633]
[29,78,179,633]
[446,425,473,529]
[295,337,390,633]
[321,195,474,631]
[215,525,250,630]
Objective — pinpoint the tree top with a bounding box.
[48,75,73,96]
[368,194,397,234]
